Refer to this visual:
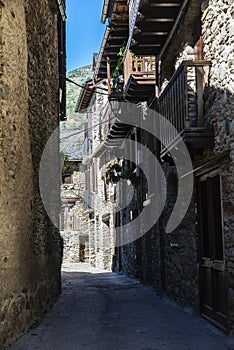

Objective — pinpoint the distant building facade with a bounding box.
[76,78,116,270]
[60,158,89,263]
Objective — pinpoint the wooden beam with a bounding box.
[110,21,129,26]
[145,17,174,22]
[136,43,161,47]
[149,3,181,7]
[107,57,111,95]
[108,36,127,40]
[112,14,128,21]
[113,4,128,12]
[106,44,124,48]
[130,48,161,55]
[142,32,168,36]
[140,7,180,18]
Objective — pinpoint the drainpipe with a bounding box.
[57,0,66,21]
[107,57,111,96]
[155,60,161,98]
[101,0,110,24]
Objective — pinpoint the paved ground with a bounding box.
[9,263,230,350]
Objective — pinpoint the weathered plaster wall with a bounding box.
[0,1,62,348]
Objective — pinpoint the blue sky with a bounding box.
[66,0,105,72]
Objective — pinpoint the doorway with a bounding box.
[197,170,227,331]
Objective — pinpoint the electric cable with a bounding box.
[60,114,116,141]
[65,76,109,96]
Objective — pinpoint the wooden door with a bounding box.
[197,171,227,331]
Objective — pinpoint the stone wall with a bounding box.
[61,230,89,262]
[201,0,234,333]
[0,1,62,348]
[159,0,234,332]
[161,166,198,309]
[202,0,234,152]
[160,42,201,308]
[112,126,163,292]
[87,157,116,271]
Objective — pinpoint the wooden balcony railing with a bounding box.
[158,60,212,155]
[124,49,155,86]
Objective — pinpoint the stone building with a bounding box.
[60,156,90,263]
[76,78,116,271]
[77,0,234,335]
[0,0,66,348]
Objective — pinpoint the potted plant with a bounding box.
[110,43,126,92]
[105,162,122,184]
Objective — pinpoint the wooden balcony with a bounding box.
[95,1,129,81]
[102,0,129,24]
[127,0,184,55]
[124,49,155,102]
[158,60,213,158]
[100,101,131,148]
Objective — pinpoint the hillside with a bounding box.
[61,64,93,130]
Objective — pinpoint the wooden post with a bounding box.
[196,66,204,127]
[155,59,160,98]
[107,56,111,95]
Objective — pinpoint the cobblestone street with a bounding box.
[9,263,231,350]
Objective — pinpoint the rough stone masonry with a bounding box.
[0,1,62,348]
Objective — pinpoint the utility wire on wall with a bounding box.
[64,76,109,96]
[61,94,113,141]
[60,114,116,141]
[61,75,118,148]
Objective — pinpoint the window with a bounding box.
[198,171,224,261]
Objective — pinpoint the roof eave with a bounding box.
[101,0,110,24]
[75,80,94,113]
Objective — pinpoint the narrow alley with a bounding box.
[9,263,229,350]
[1,1,234,348]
